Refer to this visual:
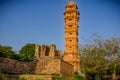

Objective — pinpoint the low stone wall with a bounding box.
[0,57,74,77]
[0,58,36,74]
[34,57,74,76]
[34,57,60,75]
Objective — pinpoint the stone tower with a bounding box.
[63,1,80,72]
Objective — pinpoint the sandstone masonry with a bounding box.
[34,44,74,76]
[0,44,74,77]
[64,1,80,72]
[0,1,81,80]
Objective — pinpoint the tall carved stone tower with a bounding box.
[63,1,80,72]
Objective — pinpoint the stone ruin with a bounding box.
[34,44,62,59]
[34,44,74,76]
[0,44,74,77]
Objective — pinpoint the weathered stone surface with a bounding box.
[0,58,35,74]
[34,57,60,75]
[34,57,74,76]
[33,44,74,76]
[60,60,74,76]
[0,57,73,76]
[0,44,74,77]
[34,44,62,60]
[64,1,80,72]
[0,2,81,79]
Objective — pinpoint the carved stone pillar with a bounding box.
[49,44,56,57]
[41,45,46,57]
[34,44,40,59]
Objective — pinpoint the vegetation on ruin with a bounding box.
[80,34,120,80]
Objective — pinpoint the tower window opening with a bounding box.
[69,18,72,21]
[69,6,73,8]
[70,33,72,35]
[70,40,72,42]
[69,25,72,27]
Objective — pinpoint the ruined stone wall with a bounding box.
[0,57,74,76]
[60,60,74,76]
[0,58,36,74]
[34,57,74,76]
[34,57,60,75]
[34,44,62,60]
[0,44,74,77]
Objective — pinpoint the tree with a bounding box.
[80,34,120,79]
[18,43,35,61]
[104,36,120,80]
[0,45,15,59]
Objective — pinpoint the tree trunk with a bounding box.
[112,64,117,80]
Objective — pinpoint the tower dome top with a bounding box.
[66,1,78,9]
[67,1,76,6]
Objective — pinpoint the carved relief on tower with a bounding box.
[64,13,74,20]
[64,1,80,71]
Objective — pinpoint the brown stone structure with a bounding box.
[0,1,81,79]
[34,57,73,76]
[63,1,80,72]
[0,44,74,77]
[0,57,35,74]
[34,44,62,59]
[34,44,74,76]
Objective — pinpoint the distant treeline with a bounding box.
[0,43,35,62]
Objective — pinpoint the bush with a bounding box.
[74,71,87,80]
[95,75,101,80]
[57,77,74,80]
[35,79,44,80]
[74,75,87,80]
[0,73,7,80]
[18,77,26,80]
[0,73,27,80]
[51,73,60,76]
[56,72,87,80]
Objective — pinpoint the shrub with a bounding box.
[74,72,87,80]
[0,73,7,80]
[57,77,74,80]
[51,73,60,76]
[18,77,26,80]
[35,79,44,80]
[95,75,101,80]
[56,75,86,80]
[74,75,87,80]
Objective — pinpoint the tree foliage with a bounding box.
[0,45,15,59]
[80,34,120,79]
[18,43,35,61]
